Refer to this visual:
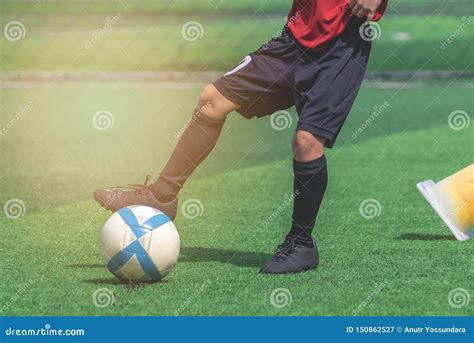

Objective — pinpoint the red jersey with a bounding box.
[288,0,388,49]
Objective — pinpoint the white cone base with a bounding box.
[417,180,472,241]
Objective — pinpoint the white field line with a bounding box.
[0,71,473,90]
[2,71,473,83]
[1,81,472,90]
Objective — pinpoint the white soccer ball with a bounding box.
[101,205,180,282]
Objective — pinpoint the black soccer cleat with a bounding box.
[260,235,319,274]
[93,175,178,220]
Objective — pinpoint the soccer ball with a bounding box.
[101,205,180,282]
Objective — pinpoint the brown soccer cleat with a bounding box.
[93,175,178,220]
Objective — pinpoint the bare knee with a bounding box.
[292,130,325,162]
[197,84,239,120]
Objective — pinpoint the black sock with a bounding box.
[289,155,328,243]
[151,108,225,202]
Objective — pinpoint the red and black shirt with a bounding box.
[288,0,388,49]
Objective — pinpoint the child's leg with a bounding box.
[290,131,328,242]
[261,19,371,273]
[93,84,238,218]
[151,84,239,201]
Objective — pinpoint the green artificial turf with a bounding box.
[1,13,473,72]
[0,80,472,316]
[1,0,471,15]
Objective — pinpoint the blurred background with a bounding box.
[1,0,473,72]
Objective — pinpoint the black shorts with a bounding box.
[213,18,371,148]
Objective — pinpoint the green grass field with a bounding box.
[1,80,473,316]
[1,0,472,15]
[1,5,473,72]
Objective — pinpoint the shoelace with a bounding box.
[111,175,152,195]
[273,237,297,261]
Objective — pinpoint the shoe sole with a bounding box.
[93,190,178,220]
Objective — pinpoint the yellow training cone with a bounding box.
[417,164,474,241]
